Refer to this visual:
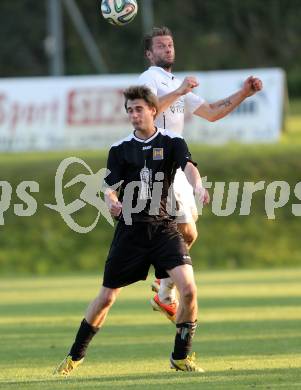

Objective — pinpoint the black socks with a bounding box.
[172,321,197,360]
[69,318,99,361]
[69,318,197,362]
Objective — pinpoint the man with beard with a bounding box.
[138,26,263,322]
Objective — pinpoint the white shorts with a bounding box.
[172,169,198,224]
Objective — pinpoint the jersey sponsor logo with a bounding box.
[170,99,185,114]
[153,148,164,160]
[161,81,168,87]
[142,145,152,150]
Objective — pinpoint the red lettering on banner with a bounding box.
[67,88,127,126]
[0,93,59,135]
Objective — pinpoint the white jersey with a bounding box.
[137,66,205,135]
[137,66,205,223]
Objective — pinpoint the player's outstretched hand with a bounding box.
[177,76,199,95]
[242,76,263,97]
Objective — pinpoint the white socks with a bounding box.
[158,277,177,304]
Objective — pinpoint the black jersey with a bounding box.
[105,127,196,222]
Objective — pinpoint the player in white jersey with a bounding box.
[138,26,263,321]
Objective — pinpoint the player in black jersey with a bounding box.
[54,86,209,375]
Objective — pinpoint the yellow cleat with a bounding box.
[53,355,84,376]
[170,353,205,372]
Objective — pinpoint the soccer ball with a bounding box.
[101,0,138,26]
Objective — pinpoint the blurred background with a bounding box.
[0,0,300,275]
[1,0,301,88]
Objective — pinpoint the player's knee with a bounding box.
[181,283,197,303]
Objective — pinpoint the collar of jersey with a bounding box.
[133,127,160,143]
[149,66,175,80]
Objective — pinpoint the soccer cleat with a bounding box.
[150,294,177,323]
[53,355,84,376]
[170,352,205,372]
[151,279,160,293]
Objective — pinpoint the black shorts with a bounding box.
[103,220,192,289]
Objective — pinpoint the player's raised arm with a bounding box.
[138,74,200,116]
[193,76,263,122]
[156,76,199,114]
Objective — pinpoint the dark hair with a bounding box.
[123,85,159,117]
[143,26,173,55]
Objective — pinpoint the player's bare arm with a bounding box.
[184,162,210,205]
[104,189,122,217]
[156,76,199,114]
[194,76,263,122]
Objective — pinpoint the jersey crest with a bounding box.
[153,148,164,160]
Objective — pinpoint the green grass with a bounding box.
[0,269,301,389]
[282,98,301,144]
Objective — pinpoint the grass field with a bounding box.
[1,269,301,389]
